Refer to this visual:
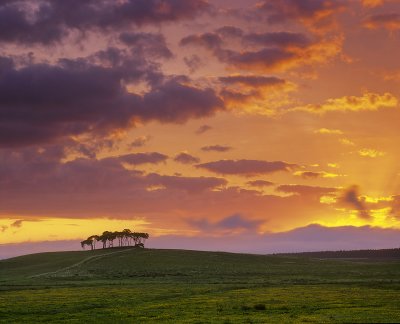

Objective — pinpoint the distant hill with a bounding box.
[279,248,400,259]
[1,247,400,286]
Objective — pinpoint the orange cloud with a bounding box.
[257,0,347,34]
[339,138,356,146]
[315,128,344,135]
[293,171,342,179]
[293,92,398,113]
[361,0,385,8]
[358,148,386,158]
[364,13,400,31]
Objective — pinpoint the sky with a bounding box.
[1,0,400,258]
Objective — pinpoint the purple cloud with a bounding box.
[188,213,264,232]
[0,54,223,148]
[247,180,274,187]
[195,125,212,135]
[339,186,371,220]
[201,145,233,152]
[174,152,201,164]
[0,0,211,45]
[277,184,337,196]
[196,159,296,176]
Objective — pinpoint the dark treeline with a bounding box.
[279,248,400,259]
[81,229,149,250]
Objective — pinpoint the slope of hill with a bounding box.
[1,248,400,323]
[280,248,400,259]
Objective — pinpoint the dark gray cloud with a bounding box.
[277,185,337,196]
[10,219,42,228]
[10,220,23,228]
[295,171,323,179]
[257,0,346,30]
[0,0,211,45]
[184,55,203,73]
[139,79,223,123]
[215,26,244,38]
[195,124,212,135]
[174,152,201,164]
[247,180,274,187]
[0,52,223,148]
[119,32,173,59]
[196,159,296,176]
[242,31,311,48]
[180,28,320,72]
[130,135,152,148]
[219,75,286,87]
[364,13,400,30]
[0,148,228,216]
[201,145,233,152]
[146,173,227,193]
[339,186,371,220]
[110,152,168,165]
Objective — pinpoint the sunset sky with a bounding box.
[1,0,400,257]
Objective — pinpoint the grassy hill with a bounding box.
[1,248,400,323]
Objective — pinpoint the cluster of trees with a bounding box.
[81,229,149,250]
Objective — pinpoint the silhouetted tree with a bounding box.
[88,235,100,250]
[80,238,94,250]
[81,229,149,250]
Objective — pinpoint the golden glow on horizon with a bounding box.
[0,218,151,244]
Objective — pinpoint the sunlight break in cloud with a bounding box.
[358,148,386,158]
[293,92,398,114]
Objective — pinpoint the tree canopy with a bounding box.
[80,229,149,250]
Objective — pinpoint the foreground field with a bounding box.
[1,248,400,323]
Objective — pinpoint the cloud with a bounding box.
[358,148,386,158]
[130,135,152,148]
[114,152,169,165]
[174,152,201,164]
[184,55,203,73]
[361,0,385,8]
[219,75,286,88]
[119,32,173,59]
[277,184,338,197]
[201,145,233,152]
[195,124,212,135]
[188,213,264,233]
[364,13,400,31]
[315,128,344,135]
[293,171,341,179]
[243,31,312,48]
[293,92,398,114]
[339,138,356,146]
[256,0,347,33]
[247,180,274,187]
[10,220,24,228]
[146,173,227,193]
[139,78,224,123]
[219,74,295,115]
[0,54,223,148]
[0,0,210,45]
[339,186,371,220]
[10,219,42,228]
[196,159,296,176]
[180,28,342,73]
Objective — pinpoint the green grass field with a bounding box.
[1,248,400,323]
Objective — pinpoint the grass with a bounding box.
[1,248,400,323]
